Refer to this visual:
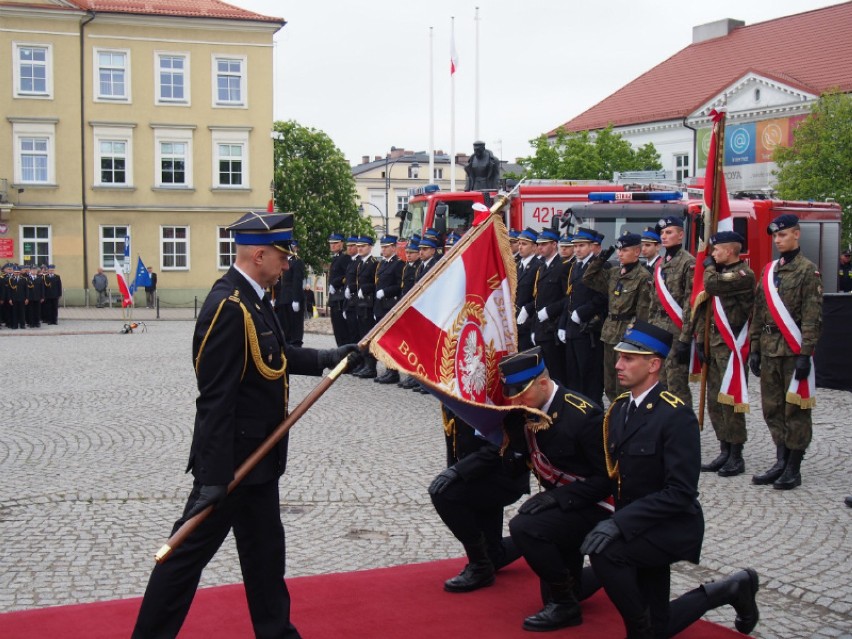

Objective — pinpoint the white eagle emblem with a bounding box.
[458,330,486,396]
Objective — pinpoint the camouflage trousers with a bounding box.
[603,343,626,403]
[760,355,813,451]
[661,348,692,407]
[706,348,748,444]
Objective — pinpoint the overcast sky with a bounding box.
[237,0,841,166]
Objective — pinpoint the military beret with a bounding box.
[328,233,345,242]
[536,229,560,243]
[767,214,799,235]
[228,211,295,253]
[615,232,641,249]
[498,347,546,398]
[518,227,539,243]
[657,216,684,230]
[641,227,661,243]
[380,235,398,247]
[614,320,672,358]
[709,231,745,245]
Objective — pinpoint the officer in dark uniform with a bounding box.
[343,235,361,349]
[509,228,521,262]
[500,348,611,631]
[353,236,379,378]
[428,407,528,593]
[26,263,44,328]
[327,233,351,346]
[558,228,608,406]
[5,265,28,329]
[514,227,541,352]
[42,264,62,325]
[397,236,422,390]
[838,249,852,292]
[640,227,662,273]
[415,232,440,281]
[531,228,570,385]
[373,235,405,384]
[276,241,305,346]
[132,211,360,639]
[558,234,575,263]
[581,321,759,639]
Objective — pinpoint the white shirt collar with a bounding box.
[521,254,536,268]
[233,263,266,300]
[629,382,659,409]
[541,380,559,414]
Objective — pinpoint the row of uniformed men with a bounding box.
[509,212,822,492]
[1,262,63,328]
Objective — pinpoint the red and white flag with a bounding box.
[115,264,133,308]
[368,214,519,444]
[450,30,459,75]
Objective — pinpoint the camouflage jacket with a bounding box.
[583,258,652,344]
[647,247,695,340]
[693,260,755,353]
[750,252,823,357]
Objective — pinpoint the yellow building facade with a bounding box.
[0,0,284,305]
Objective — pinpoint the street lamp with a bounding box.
[384,155,420,235]
[358,202,384,234]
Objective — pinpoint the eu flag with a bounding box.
[130,256,152,295]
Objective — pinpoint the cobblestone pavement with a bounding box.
[1,317,850,638]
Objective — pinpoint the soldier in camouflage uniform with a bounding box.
[691,231,755,477]
[583,231,652,402]
[647,216,695,406]
[749,214,823,491]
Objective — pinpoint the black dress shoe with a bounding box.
[377,370,399,384]
[522,602,582,632]
[443,561,495,593]
[845,496,852,508]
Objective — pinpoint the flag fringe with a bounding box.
[786,392,816,410]
[718,392,751,413]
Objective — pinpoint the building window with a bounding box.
[13,121,56,185]
[217,144,243,186]
[153,126,194,188]
[396,194,409,211]
[433,168,443,180]
[408,165,419,179]
[162,226,189,269]
[211,128,250,188]
[156,53,189,104]
[93,126,134,187]
[100,225,129,269]
[675,154,690,183]
[213,56,246,106]
[14,44,52,98]
[20,225,51,265]
[95,49,130,102]
[218,226,236,269]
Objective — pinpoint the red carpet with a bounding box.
[0,559,741,638]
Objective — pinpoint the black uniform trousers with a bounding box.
[27,299,41,327]
[590,536,715,639]
[281,305,304,347]
[132,479,300,639]
[9,301,26,329]
[329,300,349,346]
[42,298,59,324]
[564,334,604,406]
[510,503,608,588]
[537,336,567,387]
[430,473,525,560]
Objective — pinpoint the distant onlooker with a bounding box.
[92,268,108,308]
[145,266,158,308]
[304,285,316,319]
[837,250,852,293]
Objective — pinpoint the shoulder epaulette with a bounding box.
[227,288,241,303]
[563,392,594,414]
[659,390,685,408]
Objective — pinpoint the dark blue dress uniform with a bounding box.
[133,212,333,639]
[327,233,351,346]
[515,227,541,352]
[532,229,571,385]
[838,252,852,292]
[276,250,305,346]
[373,242,405,323]
[343,237,361,345]
[352,237,379,377]
[42,265,62,325]
[4,268,28,329]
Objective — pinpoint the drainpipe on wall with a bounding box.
[682,116,698,186]
[80,10,95,304]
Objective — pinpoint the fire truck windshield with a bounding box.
[401,201,427,238]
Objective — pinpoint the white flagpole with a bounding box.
[429,26,435,187]
[450,16,457,192]
[474,6,480,141]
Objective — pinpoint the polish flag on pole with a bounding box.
[450,27,459,75]
[115,263,133,308]
[366,213,524,444]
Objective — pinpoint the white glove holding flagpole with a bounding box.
[292,302,300,313]
[517,307,529,325]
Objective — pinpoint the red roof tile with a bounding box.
[64,0,283,23]
[551,2,852,135]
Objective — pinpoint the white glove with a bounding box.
[571,310,581,324]
[292,302,300,313]
[531,333,536,345]
[342,311,347,319]
[537,308,549,322]
[344,287,351,300]
[376,289,385,300]
[517,307,529,325]
[558,328,566,343]
[357,289,364,299]
[329,285,336,295]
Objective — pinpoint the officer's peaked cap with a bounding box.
[228,212,294,253]
[499,347,547,398]
[614,320,672,358]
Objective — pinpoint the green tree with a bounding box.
[511,125,662,180]
[271,120,371,273]
[773,91,852,245]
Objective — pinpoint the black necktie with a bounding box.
[626,401,637,424]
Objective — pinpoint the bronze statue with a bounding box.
[464,141,500,191]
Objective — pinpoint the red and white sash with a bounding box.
[712,297,750,412]
[654,262,683,329]
[762,260,816,408]
[524,427,614,512]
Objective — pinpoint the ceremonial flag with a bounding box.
[450,29,459,75]
[115,263,133,308]
[367,214,523,445]
[129,256,152,295]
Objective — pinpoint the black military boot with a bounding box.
[773,449,804,490]
[624,609,653,639]
[353,358,377,379]
[701,441,730,472]
[376,369,400,385]
[490,536,522,572]
[444,535,495,593]
[702,569,760,634]
[752,444,788,485]
[718,443,745,477]
[522,580,582,631]
[373,370,391,383]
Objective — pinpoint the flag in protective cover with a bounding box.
[367,215,522,444]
